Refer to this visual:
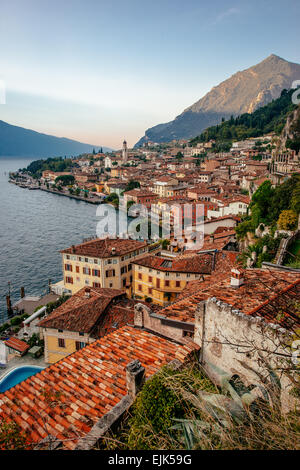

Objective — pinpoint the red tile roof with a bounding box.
[61,237,148,258]
[38,287,125,333]
[158,269,300,325]
[4,337,30,354]
[133,254,213,274]
[0,326,197,449]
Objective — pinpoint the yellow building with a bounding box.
[132,254,212,306]
[153,176,178,198]
[60,237,159,295]
[39,287,132,363]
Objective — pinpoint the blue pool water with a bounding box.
[0,366,44,392]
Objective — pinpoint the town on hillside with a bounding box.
[1,90,300,452]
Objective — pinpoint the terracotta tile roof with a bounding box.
[133,254,213,274]
[4,337,30,354]
[38,287,126,333]
[124,189,157,198]
[61,237,148,258]
[158,269,300,325]
[96,299,135,337]
[0,326,198,449]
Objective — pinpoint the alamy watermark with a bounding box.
[291,80,300,105]
[95,197,205,250]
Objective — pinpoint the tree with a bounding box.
[277,210,298,231]
[55,175,75,186]
[125,181,140,191]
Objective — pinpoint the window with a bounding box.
[65,264,72,272]
[85,258,88,262]
[92,269,100,277]
[148,276,152,283]
[79,332,84,336]
[58,338,65,348]
[83,267,90,275]
[176,281,181,288]
[183,330,193,338]
[138,273,142,280]
[138,284,142,292]
[93,282,100,288]
[75,341,86,351]
[121,266,127,274]
[165,280,170,287]
[65,276,73,284]
[148,287,153,295]
[106,269,115,277]
[156,279,160,288]
[85,279,90,285]
[66,255,70,260]
[76,266,80,273]
[128,264,132,271]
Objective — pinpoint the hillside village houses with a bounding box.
[2,136,300,450]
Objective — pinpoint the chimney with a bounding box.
[85,287,91,298]
[126,360,145,398]
[71,245,76,254]
[210,234,214,243]
[111,247,116,255]
[230,268,244,288]
[20,286,25,298]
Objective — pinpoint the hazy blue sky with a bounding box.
[0,0,300,148]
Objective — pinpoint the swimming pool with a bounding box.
[0,366,44,393]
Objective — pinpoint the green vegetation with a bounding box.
[124,180,141,192]
[286,112,300,153]
[46,294,70,315]
[190,89,297,150]
[0,420,29,450]
[236,175,300,239]
[106,192,119,207]
[100,361,299,450]
[55,174,75,186]
[0,313,29,334]
[284,239,300,268]
[25,157,73,177]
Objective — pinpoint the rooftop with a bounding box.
[61,237,148,259]
[158,269,300,326]
[38,287,125,333]
[133,253,213,274]
[4,337,30,354]
[0,326,197,449]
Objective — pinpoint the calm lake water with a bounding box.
[0,157,101,323]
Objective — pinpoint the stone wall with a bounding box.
[194,298,297,412]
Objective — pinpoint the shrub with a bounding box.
[277,210,298,231]
[127,367,187,448]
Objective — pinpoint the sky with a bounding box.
[0,0,300,149]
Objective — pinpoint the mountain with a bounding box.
[190,88,298,151]
[0,120,112,157]
[135,54,300,147]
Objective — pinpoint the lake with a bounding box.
[0,157,101,323]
